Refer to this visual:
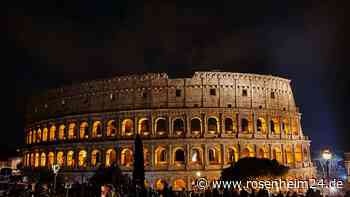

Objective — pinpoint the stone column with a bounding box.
[237,113,241,133]
[281,144,285,165]
[76,120,81,140]
[186,114,191,137]
[291,144,296,168]
[237,143,241,159]
[204,144,208,168]
[114,145,120,167]
[254,144,257,158]
[222,144,226,166]
[168,144,173,167]
[187,176,191,191]
[134,116,138,136]
[267,114,271,137]
[202,113,207,137]
[151,144,155,168]
[86,147,92,169]
[101,148,106,166]
[298,115,302,136]
[186,144,190,169]
[151,114,155,137]
[168,116,172,137]
[252,112,257,136]
[219,113,223,136]
[288,114,292,137]
[300,143,305,168]
[116,115,120,139]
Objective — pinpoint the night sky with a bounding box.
[6,1,350,153]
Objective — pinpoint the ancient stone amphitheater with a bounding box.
[23,71,315,190]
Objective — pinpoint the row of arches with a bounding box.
[24,144,308,169]
[27,116,300,144]
[24,148,118,168]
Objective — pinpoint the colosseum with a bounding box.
[22,71,315,190]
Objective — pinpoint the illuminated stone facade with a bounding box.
[345,152,350,183]
[23,72,314,190]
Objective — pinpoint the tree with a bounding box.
[90,163,126,186]
[221,157,289,181]
[133,134,145,190]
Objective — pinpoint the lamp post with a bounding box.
[322,149,332,178]
[52,164,60,194]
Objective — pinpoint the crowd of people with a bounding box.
[4,180,349,197]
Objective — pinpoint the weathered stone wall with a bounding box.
[25,72,297,123]
[22,71,314,190]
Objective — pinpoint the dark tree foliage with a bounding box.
[22,167,55,183]
[221,157,289,181]
[132,134,145,190]
[90,163,126,186]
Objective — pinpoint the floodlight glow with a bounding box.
[322,149,332,160]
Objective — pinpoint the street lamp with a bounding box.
[322,150,332,160]
[322,149,332,178]
[52,164,60,194]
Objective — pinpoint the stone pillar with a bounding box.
[168,116,173,137]
[101,148,106,166]
[88,119,93,140]
[187,176,191,191]
[86,147,92,169]
[252,112,257,136]
[237,143,241,159]
[288,114,292,137]
[291,144,296,168]
[281,144,285,165]
[204,144,208,168]
[76,120,81,140]
[268,144,272,160]
[116,115,120,138]
[254,144,257,158]
[151,144,155,168]
[222,144,226,166]
[298,115,303,136]
[169,144,173,167]
[300,143,305,168]
[202,113,207,137]
[151,114,155,137]
[114,145,120,167]
[186,144,190,169]
[280,116,284,138]
[219,113,223,136]
[267,114,271,137]
[237,113,241,133]
[134,116,138,136]
[186,114,191,137]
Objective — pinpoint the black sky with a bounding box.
[6,0,350,153]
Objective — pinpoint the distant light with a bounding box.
[322,149,332,160]
[196,171,201,177]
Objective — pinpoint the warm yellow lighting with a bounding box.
[196,171,201,177]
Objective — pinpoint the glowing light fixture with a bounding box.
[322,149,332,160]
